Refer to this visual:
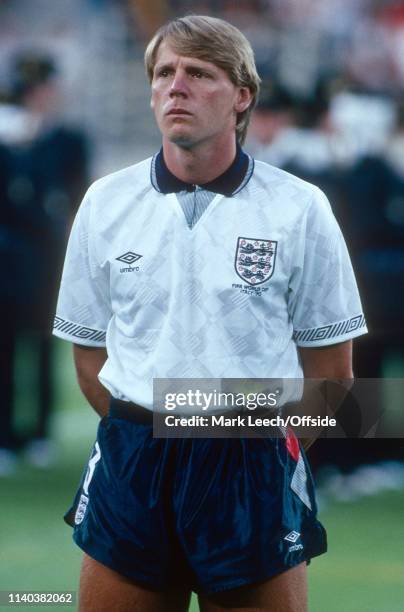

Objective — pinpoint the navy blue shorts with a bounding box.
[65,401,327,595]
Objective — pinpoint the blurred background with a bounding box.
[0,0,403,610]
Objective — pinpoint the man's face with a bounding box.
[150,40,250,148]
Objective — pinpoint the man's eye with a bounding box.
[191,70,203,78]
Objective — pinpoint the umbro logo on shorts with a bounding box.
[74,494,89,525]
[284,530,300,543]
[284,531,304,552]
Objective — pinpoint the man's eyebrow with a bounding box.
[154,60,216,73]
[154,62,175,72]
[185,63,214,73]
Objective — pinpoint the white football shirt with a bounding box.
[53,155,367,409]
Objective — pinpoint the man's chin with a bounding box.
[166,128,198,149]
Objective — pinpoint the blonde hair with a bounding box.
[144,15,261,144]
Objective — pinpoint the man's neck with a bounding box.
[162,135,237,185]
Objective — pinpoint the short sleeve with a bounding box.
[289,188,367,347]
[53,191,111,346]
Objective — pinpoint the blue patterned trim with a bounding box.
[53,316,106,342]
[293,314,366,344]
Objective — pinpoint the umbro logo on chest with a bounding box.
[116,251,142,273]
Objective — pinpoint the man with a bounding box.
[53,15,367,612]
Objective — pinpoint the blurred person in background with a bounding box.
[336,98,404,471]
[0,140,19,474]
[246,77,348,225]
[247,71,404,486]
[248,79,343,173]
[0,52,90,473]
[247,79,294,159]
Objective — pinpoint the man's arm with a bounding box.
[296,340,353,450]
[298,340,353,379]
[73,344,110,418]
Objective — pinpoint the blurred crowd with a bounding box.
[0,0,403,480]
[0,52,90,473]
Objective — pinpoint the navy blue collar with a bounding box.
[151,144,253,196]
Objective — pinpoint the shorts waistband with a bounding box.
[109,398,154,425]
[109,398,281,426]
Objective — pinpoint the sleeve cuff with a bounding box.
[293,314,367,347]
[52,316,107,347]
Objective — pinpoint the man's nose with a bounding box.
[169,70,188,96]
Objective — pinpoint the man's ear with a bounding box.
[234,87,252,114]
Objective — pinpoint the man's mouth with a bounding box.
[167,108,192,116]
